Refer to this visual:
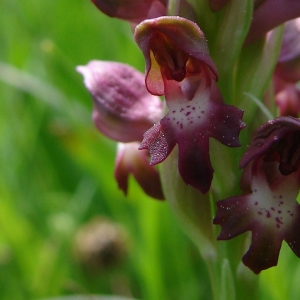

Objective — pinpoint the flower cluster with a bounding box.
[77,0,300,276]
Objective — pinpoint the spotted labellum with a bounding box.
[214,117,300,274]
[134,16,245,193]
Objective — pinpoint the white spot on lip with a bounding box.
[166,83,211,131]
[248,173,299,231]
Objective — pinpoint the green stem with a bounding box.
[167,0,181,16]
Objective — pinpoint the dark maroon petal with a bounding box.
[242,228,282,274]
[139,120,177,165]
[284,205,300,257]
[177,132,212,193]
[208,101,245,147]
[246,0,300,44]
[213,195,254,240]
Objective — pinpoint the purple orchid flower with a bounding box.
[214,117,300,274]
[77,60,164,200]
[134,16,245,193]
[246,0,300,44]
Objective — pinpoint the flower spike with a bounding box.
[135,17,245,193]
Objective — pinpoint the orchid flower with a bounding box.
[77,60,164,199]
[134,16,245,193]
[214,117,300,273]
[246,0,300,44]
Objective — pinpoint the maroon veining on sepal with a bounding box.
[76,60,163,143]
[241,117,300,175]
[115,142,164,200]
[214,158,300,274]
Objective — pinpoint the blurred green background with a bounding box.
[0,1,211,299]
[1,1,300,299]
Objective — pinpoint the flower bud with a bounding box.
[77,60,163,143]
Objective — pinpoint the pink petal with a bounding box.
[77,60,163,142]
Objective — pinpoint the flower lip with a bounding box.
[214,157,300,274]
[138,78,245,194]
[134,16,218,96]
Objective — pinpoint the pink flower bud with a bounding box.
[77,60,163,143]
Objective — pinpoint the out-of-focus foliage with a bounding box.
[0,1,210,300]
[0,1,300,299]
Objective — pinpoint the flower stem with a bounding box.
[167,0,181,16]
